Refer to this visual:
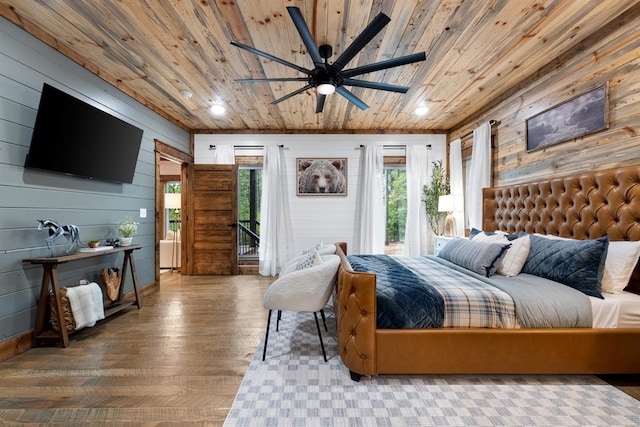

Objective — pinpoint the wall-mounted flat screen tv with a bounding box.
[25,83,144,184]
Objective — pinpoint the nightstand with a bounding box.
[434,235,455,256]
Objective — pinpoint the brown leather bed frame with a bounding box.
[335,164,640,381]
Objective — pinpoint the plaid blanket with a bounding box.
[347,255,520,329]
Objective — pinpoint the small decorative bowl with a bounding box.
[88,241,100,248]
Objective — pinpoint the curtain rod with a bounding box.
[359,144,432,149]
[209,145,283,150]
[456,120,497,141]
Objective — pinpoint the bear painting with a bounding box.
[297,159,347,195]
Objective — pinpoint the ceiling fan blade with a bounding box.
[332,12,391,72]
[341,52,426,78]
[342,79,409,93]
[271,84,314,105]
[231,40,311,75]
[315,94,326,113]
[236,77,308,83]
[286,7,326,70]
[336,87,369,110]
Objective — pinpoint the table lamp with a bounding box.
[438,195,456,237]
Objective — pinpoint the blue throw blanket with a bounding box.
[347,255,518,329]
[348,255,445,328]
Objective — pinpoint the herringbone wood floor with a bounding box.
[0,273,638,426]
[0,273,272,425]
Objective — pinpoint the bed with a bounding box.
[335,164,640,381]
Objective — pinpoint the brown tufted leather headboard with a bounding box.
[483,164,640,294]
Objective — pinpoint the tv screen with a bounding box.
[25,83,144,184]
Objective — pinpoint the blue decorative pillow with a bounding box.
[437,238,511,277]
[522,235,607,298]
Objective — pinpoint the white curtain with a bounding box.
[403,145,430,256]
[354,145,385,254]
[449,138,465,237]
[259,146,293,276]
[466,122,492,230]
[211,145,236,164]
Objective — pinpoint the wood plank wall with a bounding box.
[447,8,640,187]
[0,17,189,348]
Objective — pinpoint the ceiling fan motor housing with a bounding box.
[319,44,333,59]
[309,66,343,88]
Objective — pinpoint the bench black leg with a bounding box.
[262,310,272,361]
[276,310,282,331]
[320,309,328,331]
[313,312,328,362]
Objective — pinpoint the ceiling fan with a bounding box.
[231,6,426,113]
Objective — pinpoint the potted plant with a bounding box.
[422,160,450,236]
[116,216,138,246]
[87,239,100,248]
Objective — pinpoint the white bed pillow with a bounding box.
[533,234,640,294]
[601,241,640,294]
[471,232,508,244]
[472,232,531,276]
[496,235,530,276]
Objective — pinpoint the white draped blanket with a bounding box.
[65,282,105,330]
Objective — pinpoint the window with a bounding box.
[383,166,407,255]
[165,182,181,238]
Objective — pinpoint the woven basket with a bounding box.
[49,279,91,332]
[49,287,76,332]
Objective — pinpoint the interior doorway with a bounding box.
[160,180,181,272]
[154,139,192,283]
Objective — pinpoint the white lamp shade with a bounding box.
[438,195,455,212]
[164,193,181,209]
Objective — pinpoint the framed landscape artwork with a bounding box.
[296,158,347,196]
[526,84,608,151]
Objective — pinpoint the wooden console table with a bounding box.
[24,245,142,348]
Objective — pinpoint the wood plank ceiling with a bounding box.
[0,0,636,132]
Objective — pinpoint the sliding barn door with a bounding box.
[185,164,238,275]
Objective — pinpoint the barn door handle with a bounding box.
[228,223,237,228]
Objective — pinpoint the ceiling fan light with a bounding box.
[317,83,336,95]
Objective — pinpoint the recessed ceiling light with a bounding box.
[210,104,226,115]
[180,90,193,99]
[414,106,429,116]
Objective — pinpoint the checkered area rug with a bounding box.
[225,309,640,426]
